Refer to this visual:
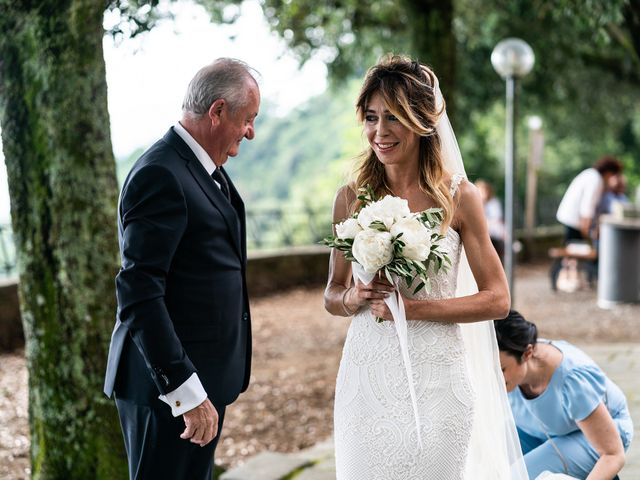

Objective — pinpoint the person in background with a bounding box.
[475,179,505,261]
[495,310,632,480]
[598,174,629,216]
[556,156,623,244]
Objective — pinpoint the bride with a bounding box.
[324,54,529,479]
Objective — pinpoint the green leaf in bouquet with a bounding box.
[369,220,387,231]
[393,238,406,251]
[357,184,378,206]
[384,267,395,286]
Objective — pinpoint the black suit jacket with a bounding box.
[104,127,251,407]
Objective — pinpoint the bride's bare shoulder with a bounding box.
[449,177,483,229]
[455,178,481,203]
[454,179,486,228]
[332,184,358,221]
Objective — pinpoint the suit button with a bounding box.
[242,312,248,321]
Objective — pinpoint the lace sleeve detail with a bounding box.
[450,173,465,198]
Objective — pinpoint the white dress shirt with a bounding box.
[556,168,603,230]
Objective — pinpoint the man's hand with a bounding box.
[180,398,218,447]
[579,217,592,240]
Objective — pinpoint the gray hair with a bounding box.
[182,58,258,117]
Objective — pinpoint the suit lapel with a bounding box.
[222,167,246,261]
[163,128,243,260]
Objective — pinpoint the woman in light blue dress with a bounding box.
[495,311,632,480]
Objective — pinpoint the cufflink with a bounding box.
[175,400,181,407]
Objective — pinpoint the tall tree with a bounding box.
[455,0,640,197]
[205,0,457,112]
[0,1,127,477]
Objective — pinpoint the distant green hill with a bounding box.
[224,79,364,210]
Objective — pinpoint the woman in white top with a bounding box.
[556,157,623,243]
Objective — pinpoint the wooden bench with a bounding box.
[548,246,598,291]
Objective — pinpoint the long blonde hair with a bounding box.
[352,54,454,231]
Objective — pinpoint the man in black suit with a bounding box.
[104,58,259,479]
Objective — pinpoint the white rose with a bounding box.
[352,229,394,273]
[335,218,362,239]
[390,216,432,262]
[357,195,410,229]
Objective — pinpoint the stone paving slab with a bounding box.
[221,439,334,480]
[219,451,313,480]
[582,343,639,479]
[225,343,639,480]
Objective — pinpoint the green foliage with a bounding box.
[199,0,457,99]
[105,0,166,40]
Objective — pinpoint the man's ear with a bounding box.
[208,99,225,126]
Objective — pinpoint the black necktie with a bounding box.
[211,168,230,200]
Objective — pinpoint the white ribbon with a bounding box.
[352,262,424,450]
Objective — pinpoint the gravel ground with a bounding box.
[0,353,28,479]
[1,262,638,478]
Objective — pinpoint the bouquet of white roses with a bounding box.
[323,186,451,296]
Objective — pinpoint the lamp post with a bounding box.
[491,38,535,306]
[525,116,544,241]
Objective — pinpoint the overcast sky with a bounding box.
[0,0,328,223]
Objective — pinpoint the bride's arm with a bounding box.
[373,180,510,323]
[324,185,394,316]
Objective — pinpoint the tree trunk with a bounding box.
[0,1,127,477]
[402,0,457,122]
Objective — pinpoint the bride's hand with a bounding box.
[350,273,395,309]
[369,298,392,321]
[370,293,413,321]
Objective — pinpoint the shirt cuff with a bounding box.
[158,373,207,417]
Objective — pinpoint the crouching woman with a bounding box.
[495,311,633,480]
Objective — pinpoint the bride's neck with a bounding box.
[384,165,420,194]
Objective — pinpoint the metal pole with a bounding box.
[504,76,516,306]
[525,127,543,241]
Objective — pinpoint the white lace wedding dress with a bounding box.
[334,176,476,479]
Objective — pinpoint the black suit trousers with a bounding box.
[115,395,226,480]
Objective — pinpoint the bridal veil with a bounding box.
[433,76,529,480]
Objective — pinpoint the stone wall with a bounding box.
[0,230,563,352]
[0,247,331,352]
[0,280,22,351]
[247,246,330,297]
